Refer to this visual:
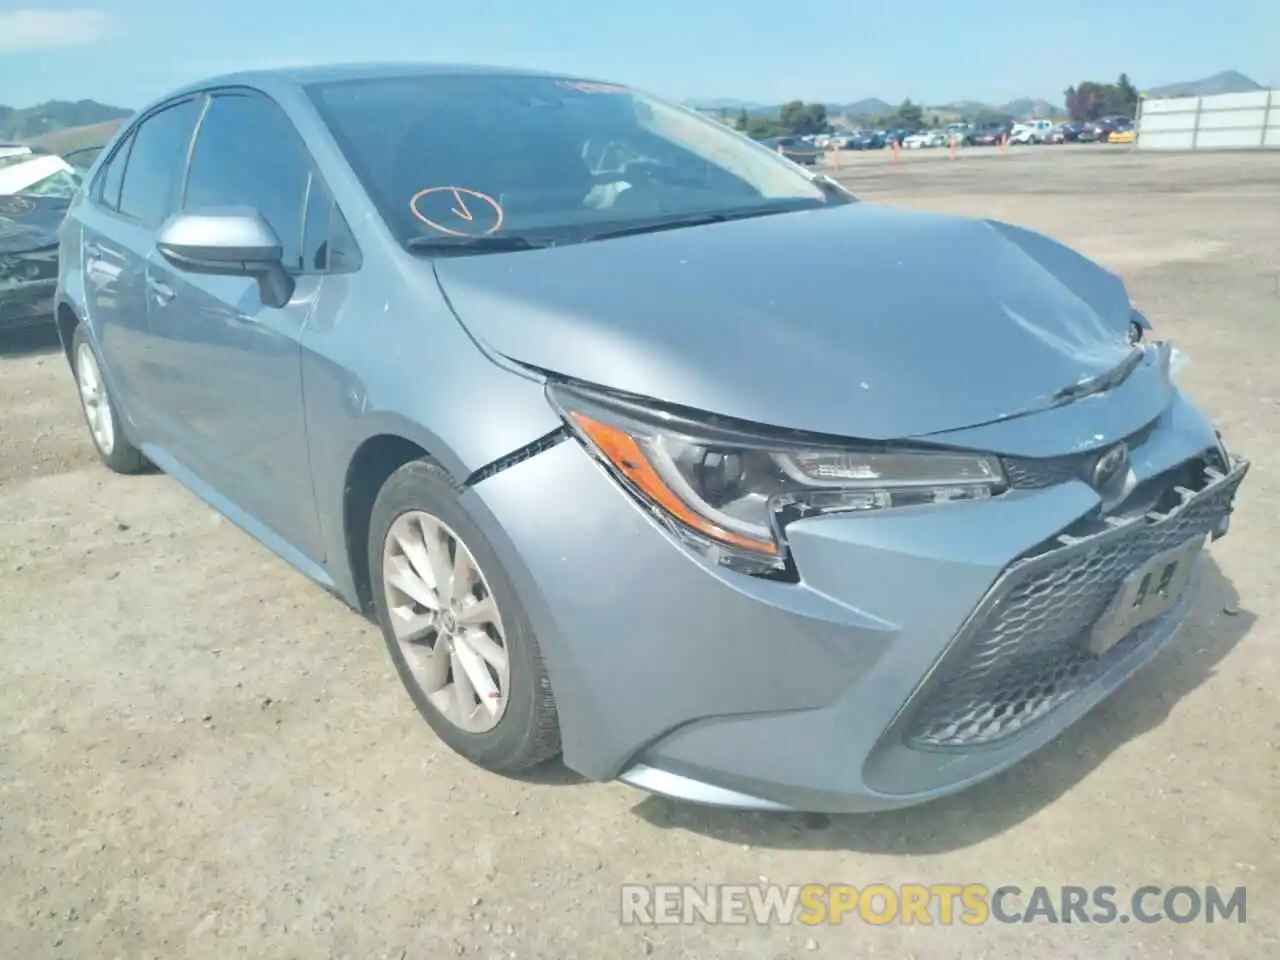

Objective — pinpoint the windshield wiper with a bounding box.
[586,200,842,243]
[405,234,553,255]
[585,212,738,242]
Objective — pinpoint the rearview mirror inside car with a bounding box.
[156,208,295,308]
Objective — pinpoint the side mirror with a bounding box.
[156,208,295,308]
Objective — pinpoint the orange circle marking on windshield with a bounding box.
[409,187,504,236]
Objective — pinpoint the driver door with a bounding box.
[145,90,329,561]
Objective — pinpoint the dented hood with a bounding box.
[433,203,1140,439]
[0,195,67,257]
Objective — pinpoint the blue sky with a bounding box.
[1,0,1276,109]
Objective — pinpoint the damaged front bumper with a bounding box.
[631,455,1247,813]
[0,246,58,331]
[464,383,1248,813]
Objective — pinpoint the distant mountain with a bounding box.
[829,98,894,118]
[685,98,772,115]
[30,119,128,154]
[1144,70,1264,98]
[998,98,1060,118]
[692,94,1065,122]
[938,100,989,115]
[0,99,131,142]
[689,96,896,119]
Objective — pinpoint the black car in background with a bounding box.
[758,135,822,165]
[847,131,886,150]
[0,149,83,332]
[1079,115,1132,142]
[966,122,1013,146]
[61,146,105,175]
[1045,122,1083,143]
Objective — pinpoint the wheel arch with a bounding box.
[54,299,81,367]
[336,418,567,616]
[341,432,439,615]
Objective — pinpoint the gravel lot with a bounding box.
[2,146,1277,959]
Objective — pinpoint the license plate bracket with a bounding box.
[1085,535,1205,656]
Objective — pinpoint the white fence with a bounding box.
[1137,89,1280,150]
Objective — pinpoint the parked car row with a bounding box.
[1009,117,1138,145]
[816,117,1141,152]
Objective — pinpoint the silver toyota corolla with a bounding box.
[54,64,1248,813]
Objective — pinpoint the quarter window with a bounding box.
[94,134,132,210]
[300,172,332,272]
[116,98,201,227]
[183,92,311,270]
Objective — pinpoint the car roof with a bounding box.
[131,62,605,121]
[171,61,567,95]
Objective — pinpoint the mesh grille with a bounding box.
[1001,419,1160,490]
[1002,454,1086,490]
[904,461,1246,749]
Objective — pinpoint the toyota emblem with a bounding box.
[1091,442,1129,489]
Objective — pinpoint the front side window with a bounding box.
[307,73,849,250]
[183,92,311,270]
[117,98,201,228]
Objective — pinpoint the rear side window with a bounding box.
[183,92,310,270]
[117,98,202,228]
[95,132,133,211]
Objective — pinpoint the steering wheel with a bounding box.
[582,138,633,175]
[615,157,709,191]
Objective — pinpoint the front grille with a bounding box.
[1002,419,1160,489]
[904,458,1247,750]
[1002,455,1085,490]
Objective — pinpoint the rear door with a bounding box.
[144,89,336,560]
[78,97,202,438]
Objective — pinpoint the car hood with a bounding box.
[432,203,1141,440]
[0,195,68,256]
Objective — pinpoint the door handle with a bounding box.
[146,275,175,305]
[84,242,102,258]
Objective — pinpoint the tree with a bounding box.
[1065,74,1140,122]
[971,106,1013,124]
[1116,73,1140,115]
[736,106,750,131]
[779,100,830,136]
[885,98,924,130]
[743,115,788,140]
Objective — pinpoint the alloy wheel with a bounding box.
[75,342,115,456]
[381,510,510,733]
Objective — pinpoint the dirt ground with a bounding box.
[1,146,1277,959]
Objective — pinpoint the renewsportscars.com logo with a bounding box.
[620,884,1248,926]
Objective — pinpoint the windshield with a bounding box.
[0,153,82,199]
[307,73,844,249]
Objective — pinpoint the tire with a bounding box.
[70,323,149,474]
[368,458,561,773]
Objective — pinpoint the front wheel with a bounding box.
[71,324,149,474]
[369,459,561,773]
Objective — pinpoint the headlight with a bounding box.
[549,384,1007,576]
